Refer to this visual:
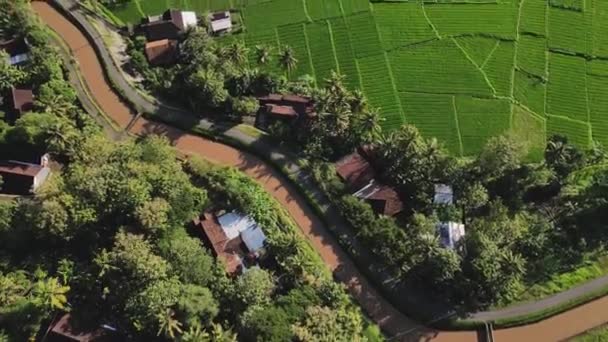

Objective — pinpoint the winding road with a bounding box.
[31,1,608,341]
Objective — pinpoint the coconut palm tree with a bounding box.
[32,277,70,311]
[225,41,249,67]
[349,89,367,113]
[278,45,298,73]
[255,45,272,65]
[37,94,78,118]
[354,108,384,144]
[209,323,237,342]
[46,121,80,160]
[179,323,209,342]
[156,308,183,339]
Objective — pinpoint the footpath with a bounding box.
[32,1,608,341]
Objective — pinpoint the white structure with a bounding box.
[180,11,198,29]
[218,212,266,253]
[434,184,454,205]
[241,226,267,253]
[209,11,232,34]
[8,53,28,65]
[437,222,465,249]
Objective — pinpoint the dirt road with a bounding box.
[32,1,608,341]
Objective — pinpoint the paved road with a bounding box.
[32,1,608,341]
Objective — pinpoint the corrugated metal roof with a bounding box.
[434,184,454,205]
[241,226,266,253]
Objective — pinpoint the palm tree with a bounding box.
[35,93,78,118]
[354,108,384,144]
[278,45,298,73]
[47,121,78,157]
[32,278,70,311]
[349,89,367,113]
[544,135,568,166]
[179,323,209,342]
[209,323,237,342]
[324,71,347,98]
[226,41,249,67]
[156,308,183,339]
[255,45,272,65]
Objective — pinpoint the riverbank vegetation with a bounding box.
[117,5,608,316]
[0,1,378,341]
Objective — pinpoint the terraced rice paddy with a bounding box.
[107,0,608,157]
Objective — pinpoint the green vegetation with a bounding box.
[515,254,608,304]
[308,119,608,315]
[105,0,608,158]
[108,0,608,158]
[0,2,377,340]
[571,324,608,341]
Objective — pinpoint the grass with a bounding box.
[482,41,515,96]
[511,105,546,161]
[388,39,493,96]
[305,21,338,82]
[373,2,437,50]
[103,0,608,159]
[517,34,547,77]
[547,53,589,125]
[514,255,608,304]
[587,75,608,147]
[234,123,266,138]
[455,96,511,155]
[571,325,608,341]
[400,92,461,155]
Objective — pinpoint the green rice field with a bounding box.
[107,0,608,157]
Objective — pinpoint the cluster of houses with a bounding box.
[335,149,466,250]
[140,8,232,66]
[0,38,52,196]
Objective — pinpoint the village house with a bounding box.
[434,183,454,205]
[0,154,50,195]
[193,211,267,275]
[437,221,466,250]
[335,151,404,217]
[144,39,178,66]
[209,11,232,35]
[142,9,197,42]
[256,93,316,129]
[0,37,29,65]
[7,86,34,121]
[43,313,121,342]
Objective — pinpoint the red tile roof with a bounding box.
[265,104,298,117]
[337,152,404,216]
[258,93,315,119]
[0,160,43,177]
[197,213,245,274]
[281,94,311,104]
[46,313,117,342]
[144,39,178,66]
[366,185,404,216]
[143,20,180,41]
[335,152,375,190]
[11,87,33,114]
